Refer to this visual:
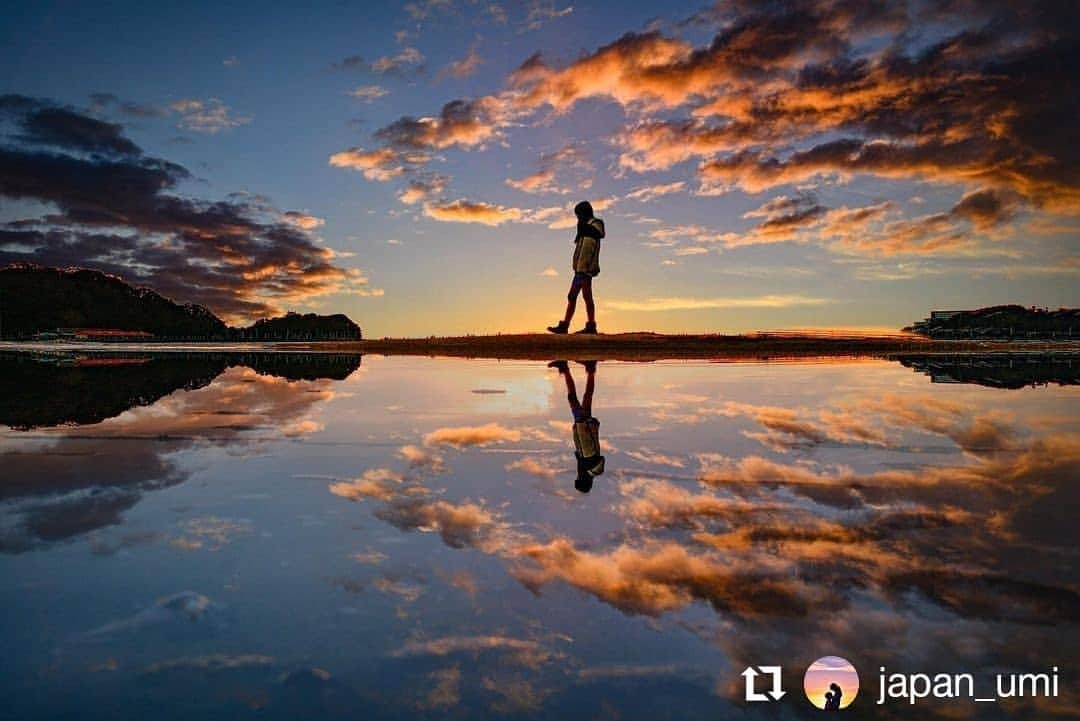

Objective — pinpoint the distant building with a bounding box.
[907,306,1077,339]
[911,308,972,334]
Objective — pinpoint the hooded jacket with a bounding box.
[573,217,604,276]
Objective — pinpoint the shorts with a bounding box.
[570,271,591,289]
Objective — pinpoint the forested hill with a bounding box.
[236,312,362,341]
[0,264,361,341]
[0,264,227,338]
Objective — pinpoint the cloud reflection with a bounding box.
[324,357,1078,717]
[0,355,351,552]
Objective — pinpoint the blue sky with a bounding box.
[1,0,1076,335]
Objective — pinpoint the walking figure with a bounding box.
[548,200,604,334]
[548,360,604,492]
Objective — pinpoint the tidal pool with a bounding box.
[1,352,1077,719]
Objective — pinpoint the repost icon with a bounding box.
[743,665,786,702]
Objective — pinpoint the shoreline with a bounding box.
[4,333,1079,362]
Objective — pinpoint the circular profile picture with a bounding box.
[804,656,859,710]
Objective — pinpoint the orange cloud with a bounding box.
[375,498,504,550]
[328,468,406,501]
[371,46,424,74]
[510,537,817,617]
[375,97,505,151]
[506,457,559,478]
[329,147,411,181]
[422,200,524,226]
[506,168,558,194]
[328,0,1077,271]
[397,175,447,205]
[624,181,685,202]
[618,479,764,530]
[281,211,325,230]
[391,635,545,658]
[509,33,704,114]
[424,422,523,447]
[398,444,447,472]
[506,145,591,195]
[623,448,685,468]
[617,119,769,172]
[438,46,482,80]
[416,666,462,711]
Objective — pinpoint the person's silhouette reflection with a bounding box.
[549,360,605,493]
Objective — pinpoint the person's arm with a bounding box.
[578,219,604,239]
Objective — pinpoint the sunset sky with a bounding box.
[1,0,1076,336]
[803,656,859,709]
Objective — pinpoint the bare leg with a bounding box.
[563,280,581,324]
[581,277,595,324]
[582,366,595,417]
[562,368,582,417]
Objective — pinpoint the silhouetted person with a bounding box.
[826,683,842,710]
[548,201,604,335]
[548,360,604,492]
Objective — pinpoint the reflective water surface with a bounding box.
[1,352,1077,719]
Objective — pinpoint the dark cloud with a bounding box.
[1,94,140,156]
[330,54,367,72]
[398,173,448,205]
[951,187,1022,229]
[818,188,1023,254]
[0,95,365,320]
[331,48,425,76]
[87,92,166,119]
[374,97,501,151]
[682,6,1080,212]
[744,193,827,235]
[374,498,503,550]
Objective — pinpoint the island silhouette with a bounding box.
[0,351,361,429]
[0,264,361,341]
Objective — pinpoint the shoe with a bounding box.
[547,360,569,372]
[547,321,569,334]
[578,360,597,374]
[574,322,598,334]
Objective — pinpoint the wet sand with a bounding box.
[5,333,1077,362]
[286,332,1080,361]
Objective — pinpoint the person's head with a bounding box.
[575,453,605,493]
[830,683,841,692]
[825,692,833,700]
[574,200,593,221]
